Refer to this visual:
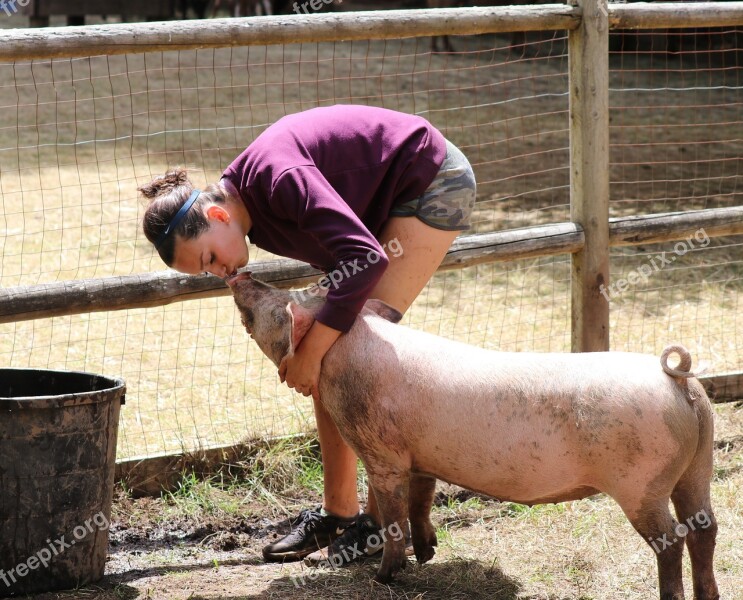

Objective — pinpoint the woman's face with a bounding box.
[171,205,250,278]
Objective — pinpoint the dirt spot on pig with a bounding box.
[324,366,373,426]
[322,364,407,462]
[240,307,255,332]
[570,392,612,443]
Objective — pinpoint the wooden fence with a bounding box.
[1,2,742,492]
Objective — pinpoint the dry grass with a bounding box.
[17,402,742,600]
[0,22,741,462]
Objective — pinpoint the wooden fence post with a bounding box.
[569,0,610,352]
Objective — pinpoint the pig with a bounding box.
[226,271,719,600]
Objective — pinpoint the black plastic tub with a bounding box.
[0,368,125,597]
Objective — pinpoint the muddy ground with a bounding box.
[15,402,742,600]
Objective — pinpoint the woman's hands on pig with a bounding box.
[279,346,322,399]
[278,320,342,401]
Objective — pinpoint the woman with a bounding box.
[139,104,476,566]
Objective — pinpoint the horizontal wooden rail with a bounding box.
[0,223,584,324]
[609,206,743,247]
[115,432,317,497]
[2,206,742,324]
[610,2,743,30]
[0,259,322,325]
[0,5,580,62]
[702,371,743,405]
[2,2,741,62]
[439,221,583,271]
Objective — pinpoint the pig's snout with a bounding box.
[225,270,252,289]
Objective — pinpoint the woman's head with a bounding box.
[139,167,250,277]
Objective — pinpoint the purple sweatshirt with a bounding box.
[221,105,447,332]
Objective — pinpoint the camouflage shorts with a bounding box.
[390,139,476,231]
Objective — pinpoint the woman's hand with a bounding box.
[279,345,322,400]
[278,320,342,401]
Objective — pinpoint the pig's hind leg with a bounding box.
[409,474,438,564]
[670,468,719,599]
[670,388,719,600]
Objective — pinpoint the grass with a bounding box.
[10,402,740,598]
[164,472,245,518]
[156,435,328,519]
[70,403,734,599]
[1,27,741,459]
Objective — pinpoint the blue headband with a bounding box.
[155,189,201,250]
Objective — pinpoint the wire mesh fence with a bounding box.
[0,8,741,461]
[0,32,573,459]
[607,25,743,373]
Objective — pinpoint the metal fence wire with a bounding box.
[0,5,741,460]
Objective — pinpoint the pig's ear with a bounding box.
[364,299,403,324]
[286,302,316,353]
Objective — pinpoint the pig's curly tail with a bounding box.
[660,345,707,378]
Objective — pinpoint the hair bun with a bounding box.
[138,167,190,199]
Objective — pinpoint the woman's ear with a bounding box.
[205,204,230,223]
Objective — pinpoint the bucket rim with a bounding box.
[0,368,126,409]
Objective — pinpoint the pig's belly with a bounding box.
[410,436,600,505]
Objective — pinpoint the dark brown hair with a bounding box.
[139,167,225,266]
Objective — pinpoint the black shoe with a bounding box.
[262,507,359,562]
[303,513,387,567]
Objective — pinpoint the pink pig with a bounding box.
[226,272,719,600]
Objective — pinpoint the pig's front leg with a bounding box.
[409,474,437,564]
[366,466,410,583]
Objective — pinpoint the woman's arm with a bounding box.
[278,319,342,401]
[269,166,389,333]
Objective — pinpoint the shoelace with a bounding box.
[360,519,383,545]
[291,508,322,533]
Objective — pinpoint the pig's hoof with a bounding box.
[411,524,437,549]
[374,567,403,585]
[373,572,392,585]
[374,555,408,583]
[414,544,435,565]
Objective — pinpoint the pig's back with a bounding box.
[355,313,677,395]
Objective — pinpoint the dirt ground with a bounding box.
[14,402,742,600]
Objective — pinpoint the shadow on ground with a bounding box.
[18,557,523,600]
[190,558,524,600]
